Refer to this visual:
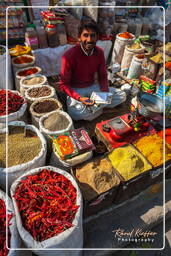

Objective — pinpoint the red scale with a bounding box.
[95,113,155,150]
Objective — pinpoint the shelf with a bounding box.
[0,38,25,47]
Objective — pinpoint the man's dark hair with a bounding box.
[78,19,99,36]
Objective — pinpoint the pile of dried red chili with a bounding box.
[0,199,13,256]
[14,169,79,242]
[18,67,38,77]
[13,56,33,64]
[0,89,24,116]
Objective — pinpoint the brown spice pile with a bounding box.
[28,86,51,98]
[43,112,69,131]
[33,100,59,114]
[75,158,121,200]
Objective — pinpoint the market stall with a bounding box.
[0,1,171,253]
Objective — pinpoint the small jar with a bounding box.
[45,24,59,48]
[56,23,67,45]
[36,25,48,49]
[25,27,38,50]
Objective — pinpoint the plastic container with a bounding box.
[36,25,48,49]
[25,27,38,50]
[56,23,67,45]
[45,24,59,48]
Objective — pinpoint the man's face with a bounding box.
[79,29,98,52]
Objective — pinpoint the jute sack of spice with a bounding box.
[39,110,74,144]
[12,54,35,75]
[0,89,27,129]
[50,144,93,171]
[0,121,47,191]
[25,84,57,106]
[29,98,63,128]
[0,189,21,256]
[10,166,83,256]
[15,66,42,91]
[20,74,48,96]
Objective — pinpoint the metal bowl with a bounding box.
[137,92,163,117]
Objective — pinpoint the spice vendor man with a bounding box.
[60,19,126,120]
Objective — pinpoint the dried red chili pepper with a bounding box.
[0,89,25,116]
[0,199,13,256]
[14,169,79,242]
[18,67,38,77]
[14,56,33,64]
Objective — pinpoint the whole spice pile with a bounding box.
[18,67,38,77]
[14,169,79,242]
[108,145,152,181]
[128,43,141,50]
[0,126,41,168]
[43,112,69,131]
[0,89,24,116]
[75,158,121,201]
[0,199,13,256]
[13,56,33,64]
[28,86,51,98]
[33,100,59,114]
[22,76,44,85]
[134,134,171,167]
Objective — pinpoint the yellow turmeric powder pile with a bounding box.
[134,134,171,167]
[108,144,152,181]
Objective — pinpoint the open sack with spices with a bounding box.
[0,189,20,256]
[0,89,27,128]
[50,127,95,169]
[0,121,47,190]
[10,166,83,256]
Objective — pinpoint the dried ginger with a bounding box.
[108,144,152,181]
[134,134,171,167]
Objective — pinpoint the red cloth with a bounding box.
[59,44,109,100]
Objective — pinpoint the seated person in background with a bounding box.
[59,19,126,121]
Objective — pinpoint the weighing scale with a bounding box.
[95,113,155,151]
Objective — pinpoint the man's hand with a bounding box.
[79,97,95,106]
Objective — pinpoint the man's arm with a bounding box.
[59,55,81,101]
[97,51,109,92]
